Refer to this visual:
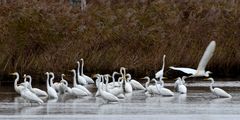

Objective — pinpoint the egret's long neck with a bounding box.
[77,62,81,77]
[153,79,157,85]
[14,73,19,90]
[46,74,50,88]
[99,76,104,92]
[127,74,131,82]
[161,56,165,71]
[210,79,214,92]
[105,76,109,91]
[50,74,54,87]
[112,73,116,84]
[145,78,150,88]
[160,77,164,87]
[73,71,77,86]
[28,76,33,88]
[81,60,84,75]
[181,78,185,85]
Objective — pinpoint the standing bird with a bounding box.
[11,72,24,94]
[70,69,92,95]
[170,41,216,77]
[18,82,44,105]
[77,61,87,85]
[205,78,232,98]
[46,72,58,99]
[49,72,61,93]
[80,58,94,84]
[24,75,48,97]
[158,77,174,96]
[120,68,132,93]
[142,77,159,96]
[126,74,145,90]
[174,77,187,94]
[61,78,88,97]
[98,75,119,103]
[108,72,121,87]
[155,55,166,79]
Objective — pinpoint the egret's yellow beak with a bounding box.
[162,77,168,79]
[204,78,209,80]
[9,73,14,75]
[93,74,99,78]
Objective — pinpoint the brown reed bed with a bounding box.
[0,0,239,82]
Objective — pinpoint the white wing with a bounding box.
[214,88,232,98]
[169,66,197,75]
[197,41,216,71]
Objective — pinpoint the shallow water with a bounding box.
[1,81,240,120]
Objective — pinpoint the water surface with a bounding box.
[0,81,240,120]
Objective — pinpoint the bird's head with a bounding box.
[141,76,150,80]
[69,69,75,73]
[93,74,101,78]
[205,71,212,77]
[204,77,213,81]
[9,72,18,75]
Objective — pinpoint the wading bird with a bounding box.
[205,78,232,98]
[80,58,94,84]
[70,69,91,95]
[46,72,58,99]
[126,74,145,90]
[77,61,87,85]
[170,41,216,77]
[155,55,166,79]
[174,77,187,94]
[158,77,174,96]
[142,77,159,96]
[24,75,48,97]
[98,75,119,103]
[18,82,44,105]
[11,72,24,94]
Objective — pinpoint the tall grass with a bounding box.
[0,0,239,81]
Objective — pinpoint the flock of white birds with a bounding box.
[10,41,232,105]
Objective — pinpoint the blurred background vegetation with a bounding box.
[0,0,239,82]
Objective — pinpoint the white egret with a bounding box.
[124,75,133,93]
[170,41,216,77]
[24,75,48,97]
[126,74,145,90]
[105,75,124,98]
[46,72,58,99]
[120,67,132,93]
[142,77,159,96]
[58,74,68,95]
[108,72,121,87]
[174,77,187,94]
[205,78,232,98]
[18,83,44,104]
[158,77,174,96]
[94,74,104,97]
[23,74,30,88]
[11,72,24,94]
[155,55,166,79]
[70,69,92,95]
[80,58,94,84]
[61,79,88,97]
[98,75,119,102]
[49,72,61,93]
[77,61,87,85]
